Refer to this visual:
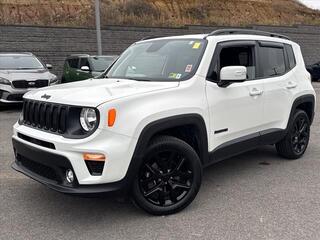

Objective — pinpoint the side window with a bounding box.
[219,46,256,80]
[207,42,256,82]
[258,46,286,78]
[67,58,79,69]
[79,58,90,69]
[285,44,296,70]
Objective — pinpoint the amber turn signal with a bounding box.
[108,108,117,127]
[83,153,106,162]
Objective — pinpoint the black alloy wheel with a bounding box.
[132,136,202,215]
[276,110,310,159]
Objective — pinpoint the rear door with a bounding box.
[258,41,297,132]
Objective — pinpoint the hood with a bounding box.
[24,78,180,107]
[0,69,55,81]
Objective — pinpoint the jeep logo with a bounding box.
[41,94,51,100]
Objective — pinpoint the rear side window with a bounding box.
[67,58,79,69]
[258,46,286,78]
[285,44,296,70]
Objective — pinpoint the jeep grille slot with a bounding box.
[23,100,68,134]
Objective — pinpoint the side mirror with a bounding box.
[46,64,53,70]
[219,66,247,87]
[81,66,90,71]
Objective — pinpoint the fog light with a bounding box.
[66,169,74,183]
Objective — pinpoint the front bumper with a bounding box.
[12,138,127,194]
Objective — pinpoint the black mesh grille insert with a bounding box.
[85,161,105,176]
[18,154,58,182]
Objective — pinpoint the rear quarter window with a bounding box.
[285,44,296,70]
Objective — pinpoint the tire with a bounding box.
[276,110,310,160]
[132,135,202,215]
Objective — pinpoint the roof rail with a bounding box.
[140,36,163,41]
[206,29,290,40]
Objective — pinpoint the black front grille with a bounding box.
[18,154,58,182]
[18,133,55,149]
[23,100,68,134]
[12,79,49,89]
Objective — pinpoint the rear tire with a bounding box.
[276,110,310,160]
[132,136,202,215]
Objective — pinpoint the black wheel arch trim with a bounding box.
[288,94,315,126]
[124,114,209,187]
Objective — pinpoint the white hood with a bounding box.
[24,78,180,107]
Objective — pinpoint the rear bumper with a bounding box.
[12,138,128,195]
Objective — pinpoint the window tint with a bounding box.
[258,47,286,78]
[67,58,79,69]
[285,44,296,69]
[219,46,256,80]
[79,58,90,69]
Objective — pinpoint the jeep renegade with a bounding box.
[12,29,316,215]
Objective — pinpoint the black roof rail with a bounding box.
[206,29,290,40]
[140,36,163,41]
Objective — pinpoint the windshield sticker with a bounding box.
[192,42,201,49]
[185,64,193,73]
[169,73,182,79]
[169,73,177,79]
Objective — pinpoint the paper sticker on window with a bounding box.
[169,73,177,79]
[176,73,182,79]
[185,64,193,73]
[192,42,201,49]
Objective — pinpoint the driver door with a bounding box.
[205,40,264,159]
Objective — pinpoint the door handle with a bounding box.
[286,81,297,89]
[249,88,263,96]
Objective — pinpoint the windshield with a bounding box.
[0,55,44,70]
[90,56,117,72]
[106,39,206,81]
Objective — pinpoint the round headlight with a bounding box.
[80,108,97,132]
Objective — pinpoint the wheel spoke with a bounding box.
[170,180,191,190]
[144,183,162,197]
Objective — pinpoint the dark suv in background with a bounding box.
[0,52,58,105]
[61,54,118,83]
[307,61,320,81]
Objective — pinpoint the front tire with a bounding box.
[276,110,310,159]
[132,136,202,215]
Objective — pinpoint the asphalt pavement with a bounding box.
[1,83,320,240]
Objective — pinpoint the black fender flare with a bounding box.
[287,94,315,127]
[123,114,209,188]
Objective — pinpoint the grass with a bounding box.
[1,0,320,27]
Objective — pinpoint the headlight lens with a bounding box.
[49,76,58,84]
[80,108,97,132]
[0,77,11,85]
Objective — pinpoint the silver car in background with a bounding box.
[0,52,58,104]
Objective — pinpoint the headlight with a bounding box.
[49,76,58,84]
[0,77,11,85]
[80,108,97,132]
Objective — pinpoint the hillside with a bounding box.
[1,0,320,27]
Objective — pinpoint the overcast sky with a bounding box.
[299,0,320,9]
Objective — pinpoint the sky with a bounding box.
[299,0,320,9]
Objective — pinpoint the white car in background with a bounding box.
[0,52,58,105]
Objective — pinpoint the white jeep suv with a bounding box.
[12,29,316,215]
